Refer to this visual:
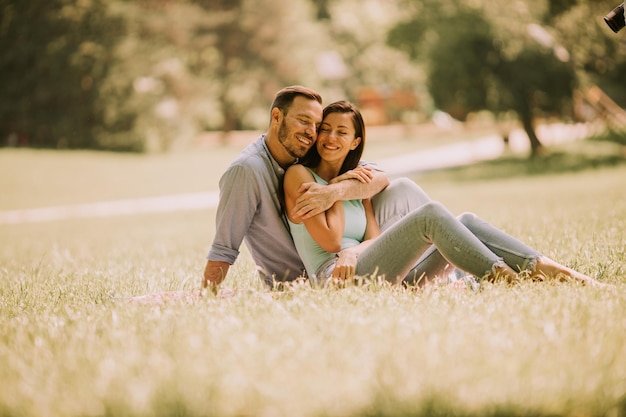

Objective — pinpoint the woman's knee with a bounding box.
[458,211,478,226]
[373,178,432,231]
[394,178,431,208]
[407,201,449,223]
[373,178,430,211]
[420,201,447,216]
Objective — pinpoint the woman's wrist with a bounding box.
[339,249,358,259]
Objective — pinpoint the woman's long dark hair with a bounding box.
[300,100,366,175]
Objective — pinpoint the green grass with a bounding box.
[1,141,625,417]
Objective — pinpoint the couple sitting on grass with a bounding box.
[129,86,604,304]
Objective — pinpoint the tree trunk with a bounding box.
[518,106,544,157]
[219,97,238,146]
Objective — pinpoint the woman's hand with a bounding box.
[332,249,358,280]
[329,166,373,185]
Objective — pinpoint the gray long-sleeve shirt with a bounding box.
[207,135,305,287]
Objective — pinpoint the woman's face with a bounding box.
[316,112,361,164]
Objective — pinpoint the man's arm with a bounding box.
[294,169,389,220]
[204,164,259,293]
[203,260,230,294]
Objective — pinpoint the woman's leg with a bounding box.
[401,210,541,286]
[456,212,542,272]
[355,201,518,284]
[371,177,431,232]
[402,245,454,286]
[370,178,453,286]
[455,212,605,285]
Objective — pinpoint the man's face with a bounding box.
[277,96,323,160]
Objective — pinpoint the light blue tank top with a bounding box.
[287,169,366,279]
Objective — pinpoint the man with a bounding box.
[204,85,431,293]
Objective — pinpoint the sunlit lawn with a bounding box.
[1,141,625,417]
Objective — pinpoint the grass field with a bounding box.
[1,140,625,417]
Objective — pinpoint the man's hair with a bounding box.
[270,86,323,121]
[300,100,366,175]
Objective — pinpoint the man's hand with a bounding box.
[293,166,389,221]
[203,260,230,295]
[293,182,337,220]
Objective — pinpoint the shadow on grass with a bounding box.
[357,392,626,417]
[418,137,626,183]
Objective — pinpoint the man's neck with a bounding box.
[264,134,295,169]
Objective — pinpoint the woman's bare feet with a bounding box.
[531,256,609,287]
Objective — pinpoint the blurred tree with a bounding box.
[0,0,126,149]
[550,0,626,106]
[389,0,578,156]
[547,0,577,18]
[1,0,329,151]
[115,0,328,148]
[425,9,498,120]
[318,0,423,123]
[495,47,577,153]
[310,0,331,20]
[191,0,246,135]
[189,0,327,138]
[4,0,622,153]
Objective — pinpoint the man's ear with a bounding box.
[270,107,283,127]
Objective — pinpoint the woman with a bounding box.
[283,100,603,288]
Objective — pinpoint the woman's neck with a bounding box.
[312,161,341,182]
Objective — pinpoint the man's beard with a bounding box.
[278,120,309,159]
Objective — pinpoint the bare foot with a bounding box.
[531,256,610,288]
[483,263,519,284]
[532,257,610,288]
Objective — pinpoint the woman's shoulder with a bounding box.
[285,164,313,180]
[286,163,308,173]
[284,164,316,194]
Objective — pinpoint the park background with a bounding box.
[2,0,626,154]
[1,1,626,416]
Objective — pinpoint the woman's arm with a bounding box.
[284,165,344,253]
[332,199,381,280]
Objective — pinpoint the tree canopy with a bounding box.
[0,0,126,149]
[387,0,619,155]
[1,0,624,152]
